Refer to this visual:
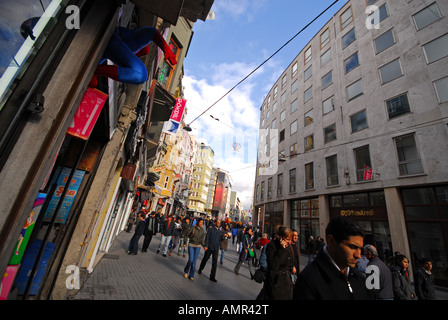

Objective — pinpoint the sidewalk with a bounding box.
[71,230,448,300]
[72,231,266,300]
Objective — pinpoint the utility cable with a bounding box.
[185,0,341,127]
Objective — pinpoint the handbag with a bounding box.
[246,236,254,258]
[253,268,266,283]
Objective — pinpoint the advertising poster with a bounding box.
[43,167,85,224]
[8,193,46,265]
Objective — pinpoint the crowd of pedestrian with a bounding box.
[125,206,438,300]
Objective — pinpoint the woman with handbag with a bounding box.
[234,226,255,279]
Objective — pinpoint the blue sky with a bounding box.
[182,0,348,210]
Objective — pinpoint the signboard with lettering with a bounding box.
[43,167,85,224]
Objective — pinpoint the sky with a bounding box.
[182,0,348,210]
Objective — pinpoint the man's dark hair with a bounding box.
[325,216,364,243]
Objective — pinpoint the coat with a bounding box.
[186,224,206,247]
[220,228,230,251]
[390,265,414,300]
[204,226,222,251]
[264,238,294,300]
[294,247,373,300]
[238,233,254,262]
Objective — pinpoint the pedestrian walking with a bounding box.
[307,235,317,264]
[183,219,206,281]
[178,216,191,257]
[198,219,223,282]
[232,225,238,244]
[291,229,300,287]
[142,211,157,252]
[364,244,394,300]
[220,224,231,264]
[263,225,294,300]
[126,207,136,232]
[390,252,415,300]
[236,226,245,253]
[170,216,182,256]
[414,258,436,300]
[234,226,255,280]
[127,210,146,255]
[294,216,373,300]
[158,215,175,257]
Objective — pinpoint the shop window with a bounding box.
[386,93,411,119]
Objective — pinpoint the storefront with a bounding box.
[329,190,392,263]
[263,201,283,238]
[401,185,448,286]
[291,198,319,252]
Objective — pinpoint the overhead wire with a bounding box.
[186,0,341,127]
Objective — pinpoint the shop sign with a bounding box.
[158,198,165,206]
[151,164,166,172]
[340,209,375,217]
[67,88,108,140]
[43,167,85,224]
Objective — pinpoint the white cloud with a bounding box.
[183,61,262,210]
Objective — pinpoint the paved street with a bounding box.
[72,230,274,300]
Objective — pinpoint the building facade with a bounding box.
[0,0,213,300]
[254,0,448,286]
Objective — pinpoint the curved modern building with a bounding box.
[253,0,448,286]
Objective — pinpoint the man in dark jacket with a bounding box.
[127,210,146,255]
[178,216,191,257]
[294,216,373,300]
[142,211,157,252]
[198,219,222,282]
[414,258,436,300]
[364,244,394,299]
[158,215,175,257]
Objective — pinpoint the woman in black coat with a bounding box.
[263,226,294,300]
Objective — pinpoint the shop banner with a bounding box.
[67,88,108,140]
[43,167,85,224]
[170,98,186,123]
[0,265,20,300]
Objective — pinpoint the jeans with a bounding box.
[178,237,189,255]
[159,235,171,255]
[184,246,201,278]
[220,249,226,263]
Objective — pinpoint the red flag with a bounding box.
[363,165,373,180]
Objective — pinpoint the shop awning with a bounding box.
[149,81,175,122]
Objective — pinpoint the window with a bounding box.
[291,79,298,93]
[347,79,363,101]
[261,181,265,200]
[342,27,356,49]
[304,47,312,64]
[321,48,332,67]
[290,143,298,157]
[354,146,372,181]
[292,62,298,77]
[291,99,298,114]
[267,178,272,198]
[326,155,339,186]
[321,70,333,89]
[351,110,368,133]
[266,110,270,120]
[374,29,395,54]
[305,134,314,151]
[386,93,411,119]
[282,75,287,88]
[273,101,277,112]
[281,91,287,104]
[280,110,286,122]
[344,52,359,73]
[340,7,353,30]
[304,86,313,103]
[164,176,170,189]
[305,162,314,190]
[279,129,285,142]
[271,118,277,129]
[290,120,298,135]
[380,58,403,84]
[367,3,389,28]
[321,28,330,48]
[434,76,448,103]
[304,65,312,81]
[323,96,335,115]
[274,86,278,98]
[413,3,442,30]
[394,134,424,176]
[289,169,296,193]
[422,34,448,64]
[277,173,283,196]
[304,109,314,126]
[324,123,337,143]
